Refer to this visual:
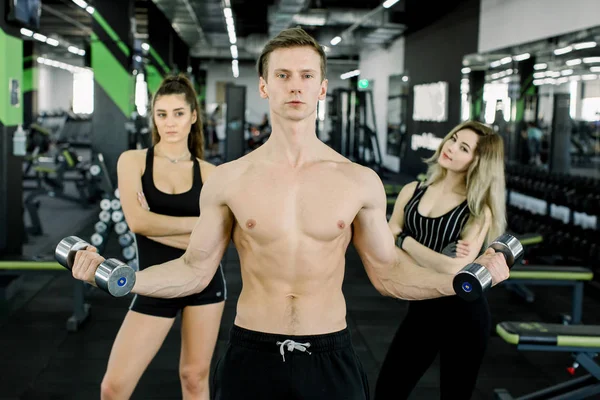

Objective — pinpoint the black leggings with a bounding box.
[375,295,491,400]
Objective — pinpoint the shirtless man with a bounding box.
[71,28,509,400]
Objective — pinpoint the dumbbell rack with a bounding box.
[505,163,600,275]
[92,188,139,272]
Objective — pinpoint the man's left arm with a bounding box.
[352,168,509,300]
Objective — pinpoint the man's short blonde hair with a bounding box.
[257,27,327,81]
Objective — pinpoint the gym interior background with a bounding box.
[1,0,600,399]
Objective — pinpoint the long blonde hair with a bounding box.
[422,121,506,243]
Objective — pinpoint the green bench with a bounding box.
[494,321,600,399]
[0,259,90,332]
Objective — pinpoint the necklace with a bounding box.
[158,149,190,164]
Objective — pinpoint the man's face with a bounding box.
[259,46,328,122]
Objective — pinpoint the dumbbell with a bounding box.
[122,245,136,261]
[100,198,111,211]
[99,210,111,223]
[89,164,101,177]
[118,232,134,247]
[114,221,128,235]
[111,199,121,210]
[55,236,136,297]
[95,221,108,234]
[112,210,124,223]
[453,233,524,301]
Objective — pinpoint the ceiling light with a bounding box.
[383,0,400,8]
[573,41,596,50]
[554,46,573,55]
[72,0,88,8]
[33,33,47,42]
[340,69,360,80]
[513,53,530,61]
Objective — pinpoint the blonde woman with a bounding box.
[375,120,506,399]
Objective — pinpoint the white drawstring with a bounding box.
[276,339,311,362]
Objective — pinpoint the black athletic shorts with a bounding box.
[212,325,370,400]
[129,265,226,318]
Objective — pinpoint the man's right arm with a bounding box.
[129,165,234,298]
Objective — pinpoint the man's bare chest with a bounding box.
[228,173,359,242]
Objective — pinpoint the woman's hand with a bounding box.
[455,240,471,258]
[441,240,471,258]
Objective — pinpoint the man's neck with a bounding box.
[264,117,321,167]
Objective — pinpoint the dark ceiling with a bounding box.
[31,0,470,64]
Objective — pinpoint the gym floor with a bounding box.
[2,204,600,400]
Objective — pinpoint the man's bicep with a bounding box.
[353,205,396,268]
[184,173,234,271]
[353,169,396,259]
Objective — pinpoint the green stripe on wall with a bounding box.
[92,39,133,116]
[0,28,23,126]
[149,46,170,75]
[146,64,163,97]
[23,67,38,92]
[92,11,130,57]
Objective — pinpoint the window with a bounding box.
[72,70,94,114]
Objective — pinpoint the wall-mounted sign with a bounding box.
[411,132,443,152]
[413,81,448,122]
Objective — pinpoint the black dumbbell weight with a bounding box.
[453,233,524,301]
[55,236,135,297]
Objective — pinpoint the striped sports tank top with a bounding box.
[402,183,471,252]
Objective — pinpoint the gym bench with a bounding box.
[505,265,593,324]
[494,321,600,400]
[0,260,90,332]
